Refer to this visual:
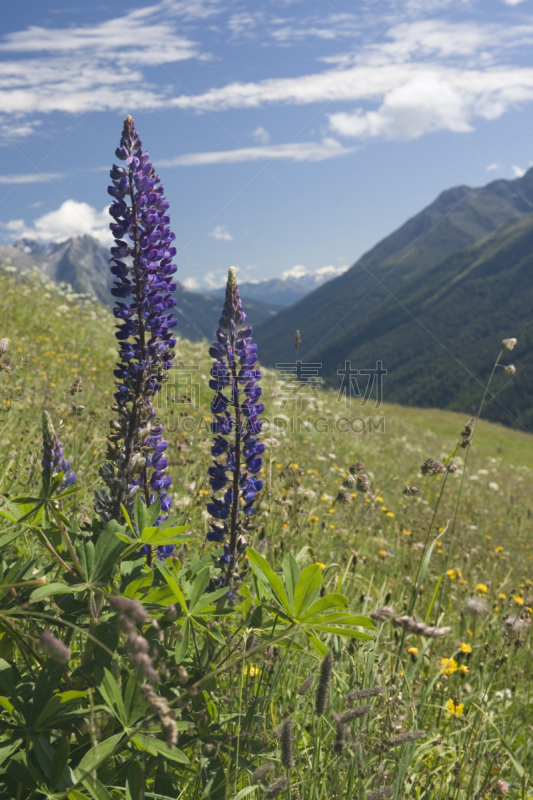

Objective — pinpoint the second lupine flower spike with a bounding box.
[206,267,265,577]
[42,410,76,489]
[97,116,178,562]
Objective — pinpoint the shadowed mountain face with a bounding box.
[0,235,282,341]
[255,168,533,367]
[308,215,533,431]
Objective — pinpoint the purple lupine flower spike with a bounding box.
[207,267,264,579]
[42,410,76,489]
[96,116,177,563]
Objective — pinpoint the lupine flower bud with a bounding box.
[40,630,70,664]
[41,410,76,488]
[141,684,178,748]
[98,116,177,559]
[502,338,517,350]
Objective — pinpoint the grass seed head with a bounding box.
[265,777,289,798]
[315,650,333,715]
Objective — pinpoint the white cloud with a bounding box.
[511,164,526,177]
[0,172,64,184]
[203,268,236,289]
[208,224,233,241]
[3,200,112,244]
[486,162,500,171]
[329,73,472,141]
[167,18,533,144]
[0,0,219,117]
[252,126,271,144]
[502,0,528,5]
[160,138,357,165]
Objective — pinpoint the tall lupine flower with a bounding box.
[42,410,76,488]
[96,116,177,562]
[207,268,264,579]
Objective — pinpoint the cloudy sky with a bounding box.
[1,0,532,290]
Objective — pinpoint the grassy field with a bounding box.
[1,264,532,799]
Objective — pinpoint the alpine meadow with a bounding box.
[0,112,531,800]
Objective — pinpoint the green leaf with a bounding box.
[311,625,373,640]
[92,522,127,583]
[246,548,293,616]
[0,738,21,766]
[75,733,122,780]
[30,660,68,725]
[81,775,114,800]
[299,593,349,620]
[132,733,189,764]
[126,760,143,800]
[139,526,192,547]
[30,582,86,603]
[50,736,71,792]
[124,569,153,599]
[282,553,300,609]
[154,561,187,612]
[68,792,92,800]
[134,496,161,537]
[175,618,190,663]
[97,669,127,726]
[293,564,322,617]
[188,567,211,612]
[240,583,253,617]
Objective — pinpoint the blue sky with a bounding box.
[1,0,533,290]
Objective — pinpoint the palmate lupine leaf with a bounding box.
[246,547,374,653]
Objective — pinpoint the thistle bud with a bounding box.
[342,475,357,488]
[349,461,364,474]
[355,474,370,494]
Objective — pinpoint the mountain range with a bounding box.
[2,167,533,429]
[0,236,282,341]
[254,168,533,430]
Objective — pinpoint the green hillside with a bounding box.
[310,214,533,430]
[255,168,533,366]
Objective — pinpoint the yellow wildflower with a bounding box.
[308,515,319,523]
[460,642,472,654]
[385,512,394,518]
[445,698,464,717]
[459,665,468,674]
[407,647,418,656]
[495,546,504,553]
[475,584,488,594]
[498,593,506,599]
[513,596,524,605]
[243,665,259,677]
[315,562,326,570]
[440,657,458,675]
[447,569,458,580]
